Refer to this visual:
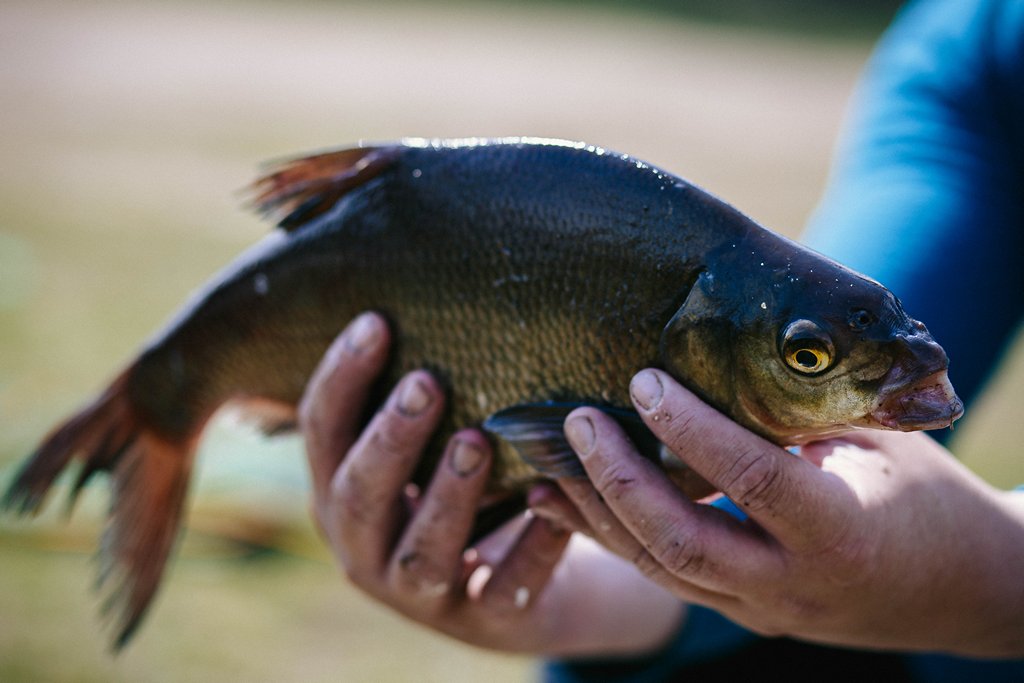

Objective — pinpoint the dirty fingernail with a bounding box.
[631,370,663,411]
[450,439,485,477]
[564,415,595,456]
[345,313,381,354]
[397,376,432,416]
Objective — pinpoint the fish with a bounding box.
[2,137,963,648]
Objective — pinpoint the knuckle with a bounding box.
[429,490,472,522]
[591,460,640,502]
[630,546,666,582]
[646,520,706,578]
[329,467,385,527]
[721,449,785,513]
[372,408,430,456]
[664,410,699,446]
[393,549,452,598]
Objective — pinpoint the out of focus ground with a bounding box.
[1,1,1021,681]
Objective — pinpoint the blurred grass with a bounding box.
[0,0,1021,680]
[0,531,530,683]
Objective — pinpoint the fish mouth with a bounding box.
[867,370,965,431]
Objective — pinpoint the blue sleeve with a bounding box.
[544,0,1024,680]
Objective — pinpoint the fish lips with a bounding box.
[866,370,965,431]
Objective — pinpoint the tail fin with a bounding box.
[250,145,401,231]
[2,370,195,650]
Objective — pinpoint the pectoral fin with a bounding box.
[482,402,663,479]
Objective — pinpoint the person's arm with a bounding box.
[543,369,1024,657]
[300,312,685,658]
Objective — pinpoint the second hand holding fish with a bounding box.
[545,370,1024,657]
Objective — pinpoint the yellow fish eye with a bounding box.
[780,320,836,375]
[785,344,831,374]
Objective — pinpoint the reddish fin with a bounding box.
[99,432,194,650]
[2,369,197,650]
[250,145,401,231]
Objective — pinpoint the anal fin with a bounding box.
[231,396,298,437]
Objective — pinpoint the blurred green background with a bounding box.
[2,1,1021,681]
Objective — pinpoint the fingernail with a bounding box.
[397,376,432,416]
[450,439,485,477]
[631,370,663,411]
[564,415,595,456]
[345,313,380,354]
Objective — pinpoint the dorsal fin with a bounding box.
[250,145,401,231]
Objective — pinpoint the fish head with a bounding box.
[659,238,963,445]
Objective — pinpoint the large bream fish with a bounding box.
[4,138,963,647]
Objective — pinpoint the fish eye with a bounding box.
[780,320,835,375]
[848,308,877,331]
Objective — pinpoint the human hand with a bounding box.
[299,314,685,656]
[542,369,1024,657]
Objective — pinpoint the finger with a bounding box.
[527,482,591,535]
[388,431,492,603]
[629,369,855,550]
[564,408,784,593]
[556,474,742,610]
[478,516,572,613]
[328,370,446,576]
[300,312,390,503]
[555,477,642,555]
[553,475,717,601]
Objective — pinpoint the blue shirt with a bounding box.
[547,0,1024,679]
